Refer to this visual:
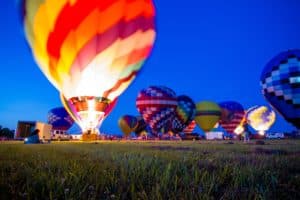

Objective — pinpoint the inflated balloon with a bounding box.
[134,116,148,135]
[136,86,177,134]
[172,95,196,133]
[261,49,300,129]
[118,115,138,136]
[21,0,156,133]
[47,107,74,131]
[195,101,221,132]
[219,101,245,134]
[246,106,276,135]
[182,120,197,134]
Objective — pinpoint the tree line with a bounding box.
[0,126,14,138]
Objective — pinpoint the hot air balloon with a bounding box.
[136,86,177,136]
[118,115,138,137]
[246,106,276,135]
[21,0,156,134]
[182,120,197,134]
[47,107,74,134]
[219,101,245,135]
[171,95,196,133]
[195,101,221,132]
[134,116,148,135]
[261,49,300,129]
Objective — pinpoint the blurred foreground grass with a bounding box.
[0,140,300,199]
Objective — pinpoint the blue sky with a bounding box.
[0,0,300,135]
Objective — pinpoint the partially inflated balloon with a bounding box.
[219,101,245,134]
[261,49,300,129]
[195,101,221,132]
[118,115,138,136]
[21,0,156,133]
[246,106,276,134]
[172,95,196,133]
[48,107,74,131]
[136,86,177,134]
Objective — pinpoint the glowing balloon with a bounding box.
[171,95,196,133]
[195,101,221,132]
[118,115,138,136]
[246,106,276,135]
[219,101,245,134]
[21,0,156,133]
[136,86,177,135]
[261,49,300,129]
[47,107,74,131]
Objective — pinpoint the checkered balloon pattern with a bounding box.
[172,95,196,133]
[261,49,300,129]
[219,101,245,134]
[47,107,74,131]
[136,86,177,134]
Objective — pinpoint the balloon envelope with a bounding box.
[118,115,138,136]
[136,86,177,135]
[182,120,197,134]
[261,49,300,129]
[21,0,156,132]
[47,107,74,131]
[219,101,245,134]
[172,95,196,133]
[195,101,221,132]
[246,106,276,132]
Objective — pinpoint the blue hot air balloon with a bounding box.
[47,107,74,131]
[261,49,300,129]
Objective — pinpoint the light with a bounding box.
[234,125,244,135]
[24,138,28,142]
[258,130,265,136]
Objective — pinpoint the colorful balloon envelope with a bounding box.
[118,115,138,136]
[246,106,276,134]
[136,86,178,135]
[134,116,148,135]
[47,107,74,131]
[219,101,245,134]
[171,95,196,133]
[261,49,300,129]
[21,0,156,133]
[195,101,221,132]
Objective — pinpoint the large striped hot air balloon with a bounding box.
[219,101,245,135]
[136,86,178,136]
[261,49,300,130]
[21,0,156,134]
[195,101,221,132]
[246,106,276,135]
[171,95,196,133]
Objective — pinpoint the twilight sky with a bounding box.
[0,0,300,135]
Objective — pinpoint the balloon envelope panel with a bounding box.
[261,49,300,129]
[47,107,74,131]
[136,86,177,134]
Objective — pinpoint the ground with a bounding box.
[0,140,300,199]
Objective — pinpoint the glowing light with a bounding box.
[246,106,276,132]
[234,125,244,135]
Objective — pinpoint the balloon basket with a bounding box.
[81,133,98,141]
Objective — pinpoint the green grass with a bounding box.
[0,140,300,199]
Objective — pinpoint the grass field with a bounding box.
[0,140,300,199]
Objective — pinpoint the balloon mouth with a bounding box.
[258,130,265,136]
[66,96,111,133]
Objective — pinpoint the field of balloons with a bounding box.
[1,140,300,199]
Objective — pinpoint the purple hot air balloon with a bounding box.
[47,107,74,131]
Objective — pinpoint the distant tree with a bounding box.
[0,127,14,138]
